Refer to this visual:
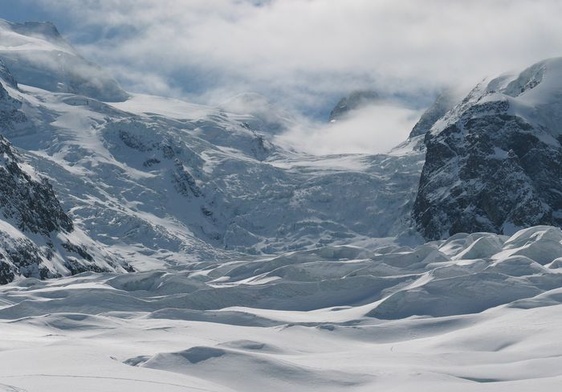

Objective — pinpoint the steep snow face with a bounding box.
[408,87,461,138]
[0,121,131,283]
[414,58,562,240]
[0,21,426,268]
[4,84,423,267]
[0,19,128,102]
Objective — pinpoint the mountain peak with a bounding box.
[329,90,380,122]
[0,19,128,102]
[9,20,64,42]
[413,57,562,240]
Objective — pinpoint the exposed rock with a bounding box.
[329,90,380,122]
[414,59,562,240]
[0,58,17,88]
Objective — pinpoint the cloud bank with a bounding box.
[277,104,422,155]
[6,0,562,153]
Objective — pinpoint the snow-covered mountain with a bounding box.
[0,20,128,101]
[0,20,425,281]
[0,67,130,282]
[329,90,381,122]
[1,19,562,278]
[414,58,562,240]
[1,19,562,392]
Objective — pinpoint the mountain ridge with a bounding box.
[413,57,562,240]
[0,18,561,283]
[0,19,128,101]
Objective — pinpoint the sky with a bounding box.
[1,0,562,154]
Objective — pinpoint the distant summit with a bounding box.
[0,19,128,101]
[329,90,380,122]
[9,21,69,47]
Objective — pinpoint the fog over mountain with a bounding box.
[0,12,562,392]
[3,0,562,153]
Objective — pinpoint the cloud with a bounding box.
[29,0,562,103]
[12,0,562,152]
[276,104,422,155]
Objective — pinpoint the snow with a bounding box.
[0,20,128,102]
[430,57,562,141]
[111,93,215,121]
[0,74,426,262]
[1,21,562,391]
[1,228,562,391]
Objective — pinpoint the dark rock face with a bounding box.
[0,69,26,130]
[413,76,562,240]
[0,136,74,235]
[329,90,380,121]
[0,58,17,88]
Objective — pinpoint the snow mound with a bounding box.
[135,345,367,391]
[0,225,561,390]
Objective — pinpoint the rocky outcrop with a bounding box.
[329,90,380,121]
[0,58,17,88]
[0,136,74,235]
[413,59,562,240]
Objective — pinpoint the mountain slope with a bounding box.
[3,18,562,280]
[0,19,425,278]
[0,73,131,282]
[414,58,562,240]
[1,18,562,392]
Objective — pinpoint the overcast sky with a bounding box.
[1,0,562,154]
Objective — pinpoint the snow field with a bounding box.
[1,226,562,391]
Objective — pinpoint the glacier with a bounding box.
[1,226,562,391]
[0,19,561,392]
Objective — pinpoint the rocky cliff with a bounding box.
[413,58,562,240]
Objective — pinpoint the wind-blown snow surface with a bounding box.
[1,225,562,391]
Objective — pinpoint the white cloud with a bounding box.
[21,0,562,153]
[34,0,562,99]
[276,104,422,155]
